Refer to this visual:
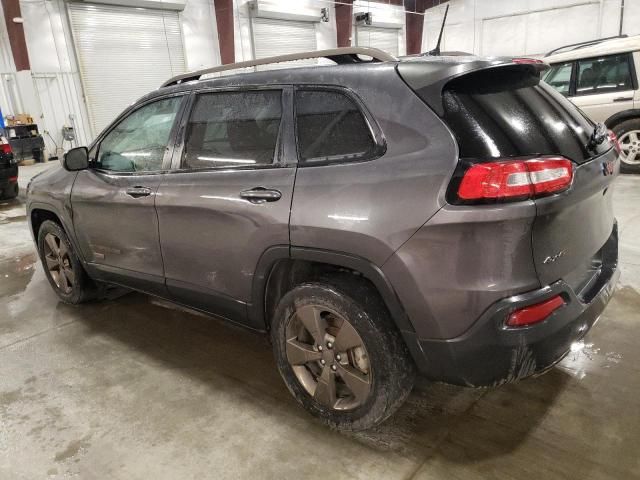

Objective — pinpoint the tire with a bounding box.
[271,276,415,431]
[37,220,95,304]
[612,118,640,174]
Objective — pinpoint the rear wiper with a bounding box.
[587,122,608,151]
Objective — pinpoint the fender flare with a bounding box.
[28,201,87,265]
[248,245,416,335]
[604,109,640,129]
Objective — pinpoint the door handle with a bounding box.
[126,186,153,198]
[613,96,633,102]
[239,187,282,203]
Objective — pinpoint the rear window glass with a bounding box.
[442,66,608,163]
[295,90,376,163]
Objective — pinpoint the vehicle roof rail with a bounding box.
[545,34,628,57]
[161,47,397,88]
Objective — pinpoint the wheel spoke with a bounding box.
[286,338,322,365]
[63,266,75,287]
[44,254,59,270]
[314,367,336,408]
[58,267,69,291]
[629,132,639,143]
[45,234,59,256]
[333,320,362,352]
[337,364,371,402]
[296,305,327,345]
[58,240,69,258]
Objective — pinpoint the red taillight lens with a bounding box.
[608,130,621,154]
[506,295,565,327]
[457,157,573,201]
[8,176,17,183]
[0,143,11,154]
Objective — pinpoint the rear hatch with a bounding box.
[400,61,618,293]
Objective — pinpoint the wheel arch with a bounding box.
[29,203,86,264]
[249,246,417,336]
[604,109,640,129]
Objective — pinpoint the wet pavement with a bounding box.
[0,167,639,479]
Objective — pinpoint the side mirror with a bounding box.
[63,147,89,171]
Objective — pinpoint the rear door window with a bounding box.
[575,53,633,95]
[182,90,282,169]
[295,90,377,164]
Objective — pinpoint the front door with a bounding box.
[155,87,295,326]
[71,95,185,294]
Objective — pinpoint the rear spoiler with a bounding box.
[397,59,549,116]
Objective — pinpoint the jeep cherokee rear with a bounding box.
[26,48,619,430]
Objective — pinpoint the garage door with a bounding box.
[252,17,318,69]
[356,26,399,56]
[69,3,186,137]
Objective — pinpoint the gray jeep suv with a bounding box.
[26,48,620,430]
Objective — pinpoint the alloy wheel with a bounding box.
[43,233,75,294]
[285,304,372,411]
[618,130,640,165]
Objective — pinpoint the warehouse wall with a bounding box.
[0,0,220,154]
[422,0,640,57]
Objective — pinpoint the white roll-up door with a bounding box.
[68,3,186,136]
[251,17,318,69]
[356,26,399,56]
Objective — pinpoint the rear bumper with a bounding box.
[409,225,619,387]
[0,165,18,198]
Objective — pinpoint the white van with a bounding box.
[544,35,640,173]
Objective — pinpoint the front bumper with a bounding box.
[410,226,619,387]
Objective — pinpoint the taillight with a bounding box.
[608,130,621,154]
[0,143,11,154]
[506,295,565,327]
[457,157,573,202]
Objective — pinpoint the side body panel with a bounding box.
[382,202,540,340]
[290,64,458,267]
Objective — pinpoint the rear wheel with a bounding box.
[613,118,640,173]
[271,278,415,431]
[37,220,95,304]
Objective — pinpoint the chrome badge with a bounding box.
[543,250,566,264]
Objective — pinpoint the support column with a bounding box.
[1,0,29,71]
[335,0,354,48]
[405,0,436,55]
[213,0,235,65]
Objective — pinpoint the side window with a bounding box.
[182,90,282,169]
[576,54,633,96]
[295,90,377,163]
[543,62,573,96]
[97,97,182,172]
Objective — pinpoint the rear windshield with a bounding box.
[441,66,608,163]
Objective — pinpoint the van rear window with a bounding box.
[441,66,606,163]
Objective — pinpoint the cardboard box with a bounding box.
[6,113,34,126]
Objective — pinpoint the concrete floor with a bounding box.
[1,164,639,480]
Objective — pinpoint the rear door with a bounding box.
[71,94,186,295]
[569,53,636,123]
[155,87,295,327]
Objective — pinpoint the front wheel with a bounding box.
[613,118,640,173]
[271,279,415,431]
[37,220,95,304]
